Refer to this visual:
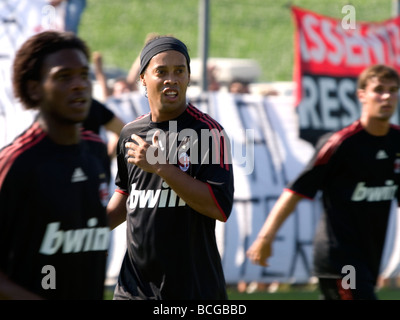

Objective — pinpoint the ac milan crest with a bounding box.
[394,158,400,174]
[99,182,109,207]
[178,152,190,172]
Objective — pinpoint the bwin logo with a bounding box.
[351,180,398,202]
[39,218,110,255]
[129,182,186,209]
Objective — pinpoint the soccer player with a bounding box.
[246,64,400,300]
[0,31,110,299]
[107,36,234,300]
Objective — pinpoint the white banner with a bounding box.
[0,0,65,148]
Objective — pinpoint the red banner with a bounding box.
[292,6,400,144]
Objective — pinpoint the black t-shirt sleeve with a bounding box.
[83,99,115,134]
[194,131,234,221]
[114,129,130,194]
[0,157,32,272]
[287,131,335,199]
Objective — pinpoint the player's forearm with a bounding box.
[126,56,140,90]
[156,164,225,221]
[257,190,302,242]
[106,191,128,229]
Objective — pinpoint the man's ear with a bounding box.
[140,74,146,87]
[27,80,42,104]
[357,88,365,104]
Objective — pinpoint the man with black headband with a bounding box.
[107,36,234,300]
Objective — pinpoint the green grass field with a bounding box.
[79,0,392,82]
[103,284,400,300]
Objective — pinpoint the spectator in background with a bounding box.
[49,0,87,34]
[111,77,131,97]
[125,32,161,92]
[92,51,131,100]
[207,64,221,91]
[92,51,110,101]
[259,86,279,97]
[228,79,250,94]
[92,33,162,100]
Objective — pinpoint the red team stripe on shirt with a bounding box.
[0,122,46,190]
[206,182,228,222]
[186,104,230,171]
[314,121,363,166]
[336,278,354,300]
[315,122,400,167]
[126,112,151,126]
[0,125,108,190]
[284,188,313,200]
[81,129,107,144]
[115,188,129,196]
[202,112,230,171]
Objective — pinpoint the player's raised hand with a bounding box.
[126,133,164,173]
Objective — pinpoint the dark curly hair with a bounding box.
[12,31,90,109]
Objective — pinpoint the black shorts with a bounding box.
[318,277,377,300]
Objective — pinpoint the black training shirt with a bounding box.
[287,120,400,284]
[0,122,111,299]
[113,103,234,300]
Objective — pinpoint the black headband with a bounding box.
[139,37,191,75]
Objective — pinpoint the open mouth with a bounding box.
[163,89,178,98]
[381,104,392,110]
[70,97,88,107]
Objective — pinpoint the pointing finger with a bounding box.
[131,134,147,146]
